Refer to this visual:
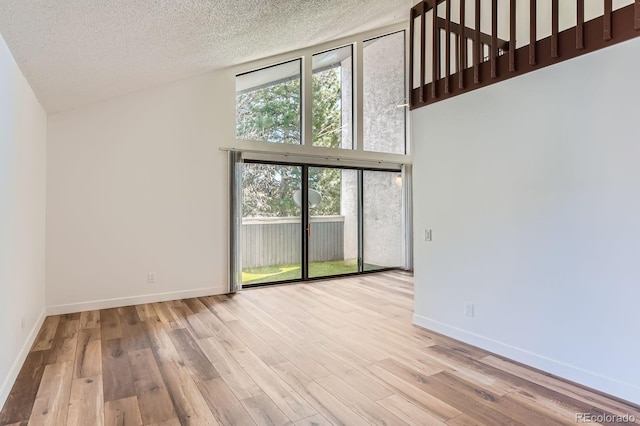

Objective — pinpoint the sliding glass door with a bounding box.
[241,163,302,285]
[363,170,404,271]
[308,167,359,278]
[240,161,403,287]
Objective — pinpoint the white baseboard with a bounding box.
[46,286,227,316]
[0,308,46,411]
[413,314,640,405]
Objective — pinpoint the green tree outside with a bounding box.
[237,67,345,217]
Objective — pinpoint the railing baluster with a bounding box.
[455,34,460,76]
[577,0,584,49]
[509,0,516,71]
[474,0,480,83]
[421,1,427,101]
[459,0,466,88]
[445,0,451,94]
[529,0,537,65]
[409,7,415,105]
[551,0,558,57]
[604,0,612,41]
[432,0,439,98]
[491,0,498,78]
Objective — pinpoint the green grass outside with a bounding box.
[242,259,386,285]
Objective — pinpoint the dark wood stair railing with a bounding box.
[410,0,640,110]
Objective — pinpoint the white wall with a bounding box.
[0,34,47,407]
[46,71,235,312]
[412,37,640,404]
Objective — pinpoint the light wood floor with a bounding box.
[1,272,638,425]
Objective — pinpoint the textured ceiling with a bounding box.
[0,0,411,112]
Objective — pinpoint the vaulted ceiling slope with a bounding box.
[0,0,411,113]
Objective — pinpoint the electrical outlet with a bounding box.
[148,272,157,284]
[21,316,25,331]
[424,229,432,241]
[464,302,474,318]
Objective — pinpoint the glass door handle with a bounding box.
[307,223,312,237]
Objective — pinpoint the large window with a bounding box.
[312,46,353,149]
[363,31,406,154]
[236,60,301,144]
[232,30,409,289]
[235,31,406,154]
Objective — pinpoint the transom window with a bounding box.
[235,31,406,155]
[236,59,302,144]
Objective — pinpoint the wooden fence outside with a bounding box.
[242,216,345,268]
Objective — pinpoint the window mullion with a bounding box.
[354,40,364,153]
[302,55,313,146]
